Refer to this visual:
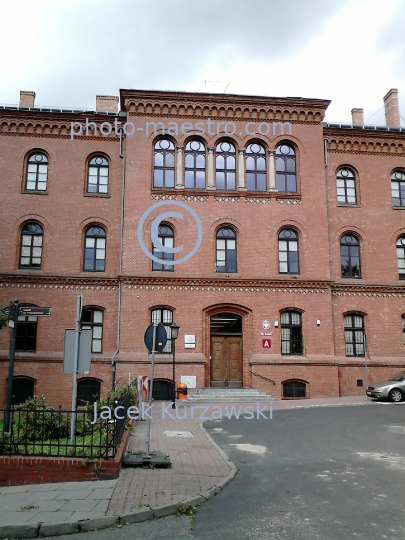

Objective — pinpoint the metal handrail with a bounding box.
[250,371,276,385]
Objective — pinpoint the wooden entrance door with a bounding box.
[210,336,242,387]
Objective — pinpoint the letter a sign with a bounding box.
[262,339,271,348]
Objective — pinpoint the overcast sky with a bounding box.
[2,0,405,125]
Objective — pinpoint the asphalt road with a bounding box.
[49,403,405,540]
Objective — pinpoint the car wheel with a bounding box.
[389,388,404,403]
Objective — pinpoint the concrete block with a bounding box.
[39,521,80,537]
[119,507,154,524]
[79,516,119,532]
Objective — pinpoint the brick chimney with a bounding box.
[383,88,400,127]
[351,108,364,125]
[96,95,119,113]
[19,91,36,108]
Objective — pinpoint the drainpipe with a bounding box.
[111,129,126,388]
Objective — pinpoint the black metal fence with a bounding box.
[0,386,133,459]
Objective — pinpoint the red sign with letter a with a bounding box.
[262,339,271,348]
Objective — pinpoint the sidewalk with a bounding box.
[0,395,373,539]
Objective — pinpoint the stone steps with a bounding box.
[184,388,274,403]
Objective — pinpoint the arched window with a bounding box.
[340,234,361,278]
[84,226,106,271]
[81,308,103,353]
[391,170,405,207]
[246,143,266,191]
[276,144,296,192]
[278,229,299,274]
[185,140,205,188]
[154,139,175,188]
[25,152,48,191]
[87,155,109,194]
[77,379,101,407]
[152,224,174,271]
[151,308,173,353]
[344,314,365,357]
[396,237,405,280]
[336,168,357,204]
[11,377,35,406]
[280,311,303,356]
[216,141,236,190]
[19,222,43,269]
[216,227,237,273]
[283,381,306,398]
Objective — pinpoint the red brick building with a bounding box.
[0,88,404,407]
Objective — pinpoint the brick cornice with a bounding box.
[0,273,119,291]
[331,283,405,297]
[324,128,405,156]
[120,89,330,124]
[121,276,332,293]
[0,109,121,140]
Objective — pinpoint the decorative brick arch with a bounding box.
[202,303,252,388]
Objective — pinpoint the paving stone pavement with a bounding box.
[0,396,371,538]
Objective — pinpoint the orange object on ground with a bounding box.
[177,382,188,399]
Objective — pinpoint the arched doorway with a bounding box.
[210,313,243,388]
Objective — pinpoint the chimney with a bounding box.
[19,91,36,108]
[96,95,119,113]
[351,108,364,125]
[383,88,400,127]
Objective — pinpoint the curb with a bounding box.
[0,419,238,539]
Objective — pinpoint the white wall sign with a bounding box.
[184,334,196,348]
[181,375,196,388]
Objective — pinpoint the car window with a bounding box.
[389,371,405,381]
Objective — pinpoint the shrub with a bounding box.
[16,396,70,442]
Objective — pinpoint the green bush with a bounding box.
[16,396,70,442]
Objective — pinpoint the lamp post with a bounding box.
[170,322,180,409]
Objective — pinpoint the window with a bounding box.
[246,143,266,191]
[151,308,173,353]
[185,140,205,188]
[84,226,106,271]
[11,377,35,406]
[397,237,405,280]
[81,309,103,353]
[276,144,296,192]
[336,168,357,204]
[278,229,299,274]
[19,222,43,269]
[87,155,109,194]
[283,381,306,398]
[216,142,236,190]
[281,311,303,355]
[344,314,365,357]
[391,170,405,207]
[16,313,38,352]
[216,227,237,273]
[154,139,175,188]
[25,152,48,191]
[77,379,101,407]
[152,224,174,271]
[340,234,361,278]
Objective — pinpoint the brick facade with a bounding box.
[0,88,404,406]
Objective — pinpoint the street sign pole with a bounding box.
[4,299,19,432]
[70,294,82,448]
[145,322,157,457]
